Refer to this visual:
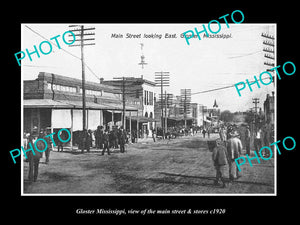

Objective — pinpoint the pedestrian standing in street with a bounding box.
[118,126,126,153]
[202,128,206,138]
[212,140,228,188]
[245,125,251,156]
[95,126,101,149]
[80,129,90,153]
[38,128,46,158]
[226,130,243,182]
[27,129,43,182]
[152,129,156,142]
[102,130,111,155]
[99,126,104,149]
[219,126,227,143]
[207,127,211,139]
[131,130,136,143]
[254,128,262,155]
[57,129,67,152]
[87,129,93,149]
[44,127,52,164]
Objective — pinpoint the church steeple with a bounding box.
[213,99,218,108]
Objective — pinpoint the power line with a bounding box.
[191,76,274,96]
[227,50,262,59]
[24,25,100,82]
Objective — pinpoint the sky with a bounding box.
[21,23,276,112]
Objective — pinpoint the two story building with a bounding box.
[101,76,158,137]
[23,72,138,148]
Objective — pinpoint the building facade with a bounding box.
[23,72,138,148]
[101,76,157,136]
[263,92,275,125]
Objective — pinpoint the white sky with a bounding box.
[21,23,276,112]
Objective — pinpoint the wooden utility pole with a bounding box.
[112,76,137,129]
[155,72,170,139]
[262,32,275,85]
[252,98,260,114]
[180,89,191,128]
[69,25,95,130]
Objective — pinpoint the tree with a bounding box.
[220,110,234,123]
[244,111,255,124]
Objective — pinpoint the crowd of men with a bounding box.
[211,122,274,188]
[24,121,273,187]
[23,125,129,182]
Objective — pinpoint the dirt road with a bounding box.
[23,134,274,194]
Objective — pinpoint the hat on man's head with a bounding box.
[230,130,239,138]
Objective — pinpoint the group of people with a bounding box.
[23,125,129,182]
[80,126,128,155]
[212,129,243,188]
[23,127,59,182]
[212,122,274,188]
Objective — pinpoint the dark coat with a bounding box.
[212,145,228,166]
[118,130,126,145]
[103,133,110,145]
[27,137,43,159]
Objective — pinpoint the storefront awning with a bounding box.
[23,99,138,111]
[167,116,194,121]
[126,116,160,123]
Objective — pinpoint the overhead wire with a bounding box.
[24,25,101,82]
[191,75,275,95]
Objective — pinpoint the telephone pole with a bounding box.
[252,98,260,114]
[180,89,191,128]
[155,72,170,139]
[262,32,275,85]
[158,92,173,134]
[112,77,139,130]
[69,25,95,130]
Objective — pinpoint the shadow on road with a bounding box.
[160,172,273,187]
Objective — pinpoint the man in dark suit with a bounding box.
[212,140,228,188]
[79,129,92,153]
[102,130,110,155]
[44,127,52,164]
[118,126,126,153]
[27,130,44,182]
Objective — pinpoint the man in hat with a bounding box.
[27,128,43,182]
[80,129,91,153]
[227,130,243,182]
[102,130,111,155]
[118,126,126,153]
[245,125,251,155]
[95,125,104,149]
[212,139,228,188]
[44,127,52,164]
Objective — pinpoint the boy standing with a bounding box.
[212,140,228,188]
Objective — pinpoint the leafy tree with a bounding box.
[220,110,234,122]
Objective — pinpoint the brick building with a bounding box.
[23,72,138,148]
[263,92,275,125]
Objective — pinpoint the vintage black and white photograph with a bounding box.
[21,23,276,195]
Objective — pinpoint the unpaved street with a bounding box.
[23,134,274,194]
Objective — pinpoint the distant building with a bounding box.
[263,92,275,125]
